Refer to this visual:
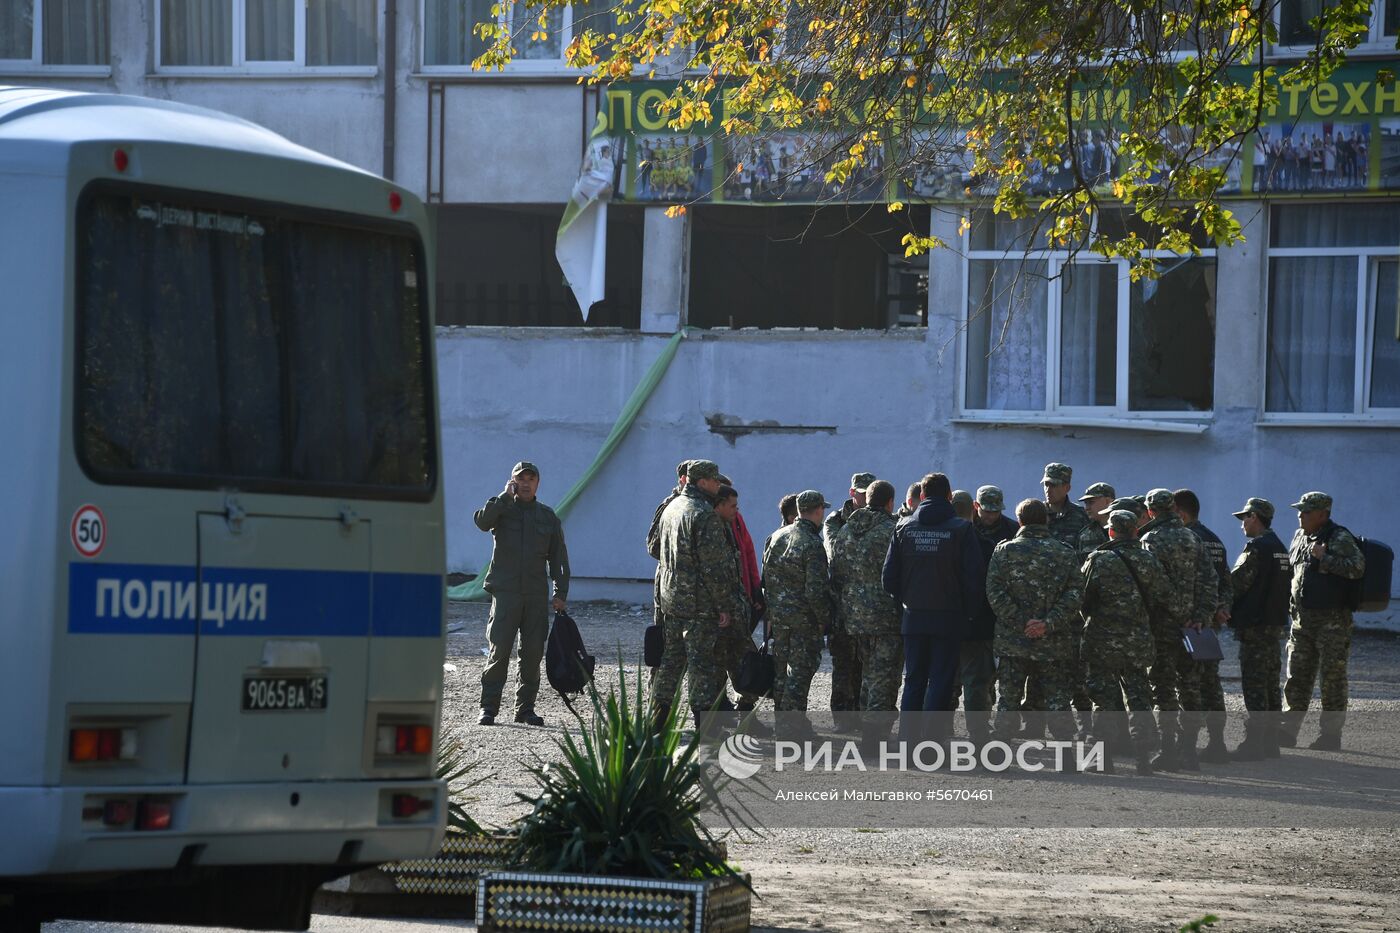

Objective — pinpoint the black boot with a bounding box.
[1198,718,1229,764]
[1277,710,1303,748]
[1263,715,1282,758]
[1230,720,1266,761]
[1178,724,1201,771]
[1152,719,1180,772]
[1308,732,1342,751]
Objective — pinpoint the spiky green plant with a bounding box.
[509,665,759,884]
[436,738,490,835]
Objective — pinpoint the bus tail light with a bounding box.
[375,723,432,757]
[70,727,138,763]
[390,793,433,818]
[137,799,174,831]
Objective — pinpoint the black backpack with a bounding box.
[1324,526,1393,613]
[1356,537,1394,612]
[546,610,595,707]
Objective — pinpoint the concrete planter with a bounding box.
[476,870,751,933]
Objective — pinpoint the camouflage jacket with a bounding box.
[1139,513,1216,631]
[1289,520,1366,614]
[646,485,683,560]
[763,518,834,632]
[1080,539,1170,667]
[986,525,1082,661]
[1047,500,1091,550]
[829,507,901,636]
[656,485,745,622]
[1077,521,1109,561]
[823,498,859,562]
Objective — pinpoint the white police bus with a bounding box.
[0,87,447,931]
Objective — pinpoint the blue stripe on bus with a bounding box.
[68,563,441,638]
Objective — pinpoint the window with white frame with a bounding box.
[1277,0,1398,47]
[1266,203,1400,415]
[964,210,1217,415]
[0,0,108,68]
[423,0,618,69]
[158,0,377,70]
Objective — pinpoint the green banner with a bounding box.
[597,62,1400,205]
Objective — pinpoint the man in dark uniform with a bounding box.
[474,461,570,727]
[1227,497,1291,760]
[1176,488,1233,763]
[883,472,983,743]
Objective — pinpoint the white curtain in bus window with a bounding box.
[77,190,432,494]
[161,0,232,65]
[307,0,376,66]
[43,0,110,65]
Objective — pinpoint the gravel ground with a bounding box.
[440,599,1400,933]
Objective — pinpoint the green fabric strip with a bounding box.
[447,329,688,602]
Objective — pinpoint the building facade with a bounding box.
[5,1,1398,623]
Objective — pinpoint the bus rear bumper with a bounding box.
[0,779,446,875]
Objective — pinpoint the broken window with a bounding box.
[688,204,931,329]
[433,204,642,327]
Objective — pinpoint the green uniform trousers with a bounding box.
[480,591,550,712]
[1285,610,1353,723]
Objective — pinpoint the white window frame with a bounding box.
[959,221,1217,425]
[1262,226,1400,424]
[418,0,602,74]
[1271,0,1400,56]
[0,0,111,75]
[155,0,378,76]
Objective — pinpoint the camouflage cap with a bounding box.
[686,459,721,482]
[1145,488,1177,511]
[511,461,539,477]
[850,472,878,492]
[976,485,1006,512]
[1042,462,1072,484]
[1291,491,1333,512]
[1078,482,1116,501]
[1232,497,1276,521]
[675,459,692,478]
[717,473,732,486]
[1106,510,1139,535]
[796,489,831,512]
[1107,496,1146,516]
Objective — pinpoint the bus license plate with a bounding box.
[242,676,328,712]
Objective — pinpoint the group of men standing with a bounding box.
[470,455,1367,777]
[642,458,1367,775]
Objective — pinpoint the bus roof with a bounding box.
[0,85,368,177]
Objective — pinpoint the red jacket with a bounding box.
[733,511,761,602]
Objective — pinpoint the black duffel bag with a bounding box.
[733,612,775,699]
[644,620,664,667]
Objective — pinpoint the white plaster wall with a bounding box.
[436,323,1400,630]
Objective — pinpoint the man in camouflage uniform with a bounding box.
[1077,482,1116,558]
[830,480,903,746]
[1139,487,1216,771]
[1281,491,1366,751]
[1227,497,1290,760]
[987,499,1083,744]
[1039,462,1093,716]
[764,490,834,724]
[655,460,747,733]
[647,461,691,720]
[1080,510,1173,775]
[1176,488,1233,763]
[962,485,1018,742]
[824,472,877,719]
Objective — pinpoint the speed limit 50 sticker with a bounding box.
[71,505,107,558]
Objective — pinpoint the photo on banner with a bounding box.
[1250,122,1370,194]
[721,132,887,203]
[627,133,712,202]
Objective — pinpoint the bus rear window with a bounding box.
[76,186,433,498]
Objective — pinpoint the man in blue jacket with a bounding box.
[883,472,984,742]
